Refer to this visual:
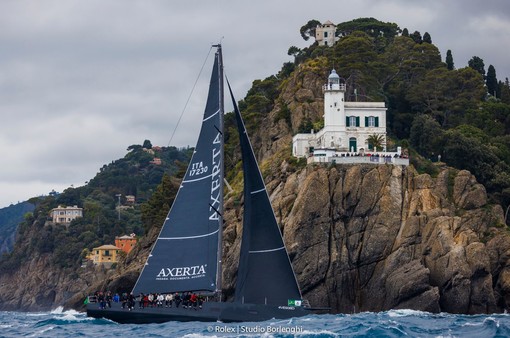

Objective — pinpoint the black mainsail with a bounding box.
[228,84,302,306]
[87,45,320,324]
[132,47,224,295]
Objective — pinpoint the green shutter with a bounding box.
[365,116,368,127]
[346,116,350,127]
[356,116,360,127]
[375,117,379,127]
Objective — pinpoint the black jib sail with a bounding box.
[132,48,224,295]
[227,83,302,306]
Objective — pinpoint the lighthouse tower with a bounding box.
[319,69,347,149]
[323,69,345,127]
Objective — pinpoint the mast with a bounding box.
[213,44,224,300]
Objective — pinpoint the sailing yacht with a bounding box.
[87,45,321,323]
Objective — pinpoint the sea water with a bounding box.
[1,307,510,337]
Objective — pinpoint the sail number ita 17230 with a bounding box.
[189,161,208,176]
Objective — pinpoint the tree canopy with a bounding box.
[487,65,498,97]
[446,50,454,70]
[468,56,486,78]
[300,19,321,41]
[336,17,400,39]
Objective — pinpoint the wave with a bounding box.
[387,309,433,317]
[3,310,510,337]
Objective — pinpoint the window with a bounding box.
[346,116,359,127]
[365,116,379,127]
[368,116,375,127]
[324,31,328,38]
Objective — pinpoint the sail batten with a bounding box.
[159,229,220,240]
[249,246,285,254]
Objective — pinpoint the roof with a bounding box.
[323,20,335,26]
[116,235,136,240]
[52,205,82,210]
[93,244,121,250]
[328,69,340,79]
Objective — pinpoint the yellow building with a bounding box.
[91,244,121,268]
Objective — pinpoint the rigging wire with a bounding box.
[166,46,214,147]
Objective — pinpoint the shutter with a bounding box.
[375,117,379,127]
[356,116,360,127]
[346,116,350,127]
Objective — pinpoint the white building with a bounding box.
[315,20,339,46]
[50,205,83,224]
[292,70,408,165]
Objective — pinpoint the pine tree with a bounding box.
[446,50,454,70]
[410,31,422,43]
[402,28,409,37]
[468,56,485,79]
[486,65,498,97]
[423,32,432,43]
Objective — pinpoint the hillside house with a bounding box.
[115,234,137,254]
[315,20,340,46]
[50,205,83,224]
[90,244,121,268]
[125,195,136,205]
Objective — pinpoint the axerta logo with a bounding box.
[156,264,207,281]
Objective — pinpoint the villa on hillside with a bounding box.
[90,244,121,268]
[315,20,340,46]
[50,205,83,224]
[115,234,137,254]
[292,69,409,166]
[125,195,136,205]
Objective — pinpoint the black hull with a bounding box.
[86,301,311,323]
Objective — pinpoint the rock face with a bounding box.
[221,165,510,314]
[2,163,509,314]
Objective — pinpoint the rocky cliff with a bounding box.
[2,162,509,314]
[222,163,510,314]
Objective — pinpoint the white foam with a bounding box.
[50,306,64,314]
[387,309,430,317]
[483,316,499,328]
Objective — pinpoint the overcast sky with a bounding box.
[0,0,509,208]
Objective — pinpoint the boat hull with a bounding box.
[86,301,311,323]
